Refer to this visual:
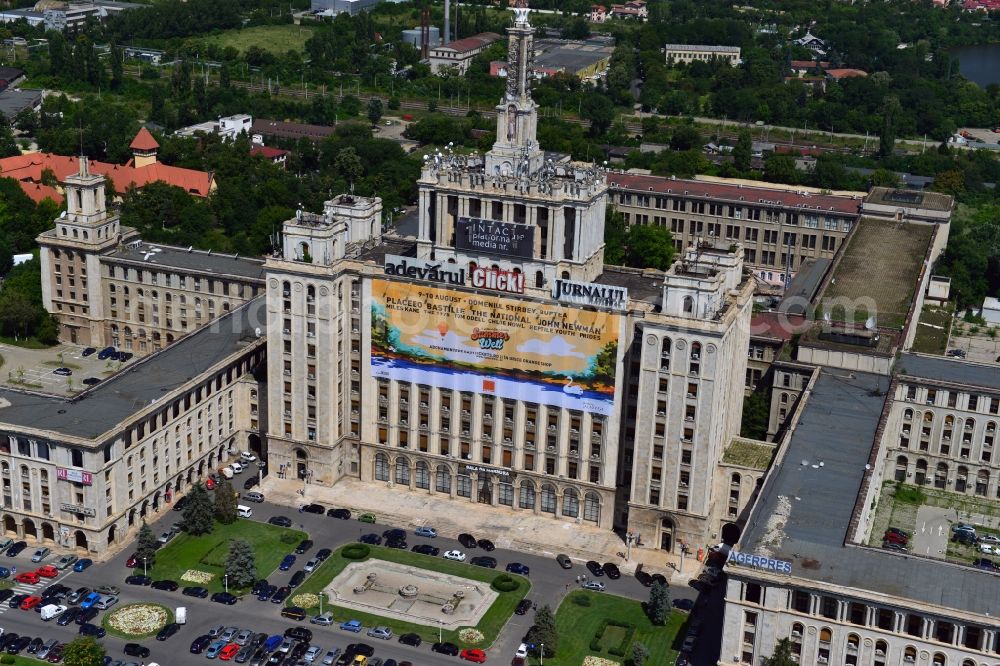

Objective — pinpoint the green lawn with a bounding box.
[201,24,316,55]
[540,590,687,666]
[912,304,953,355]
[290,544,529,649]
[143,519,306,593]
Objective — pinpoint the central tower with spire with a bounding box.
[483,0,544,179]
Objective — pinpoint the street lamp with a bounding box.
[224,574,229,594]
[319,592,325,615]
[540,642,545,666]
[142,557,147,576]
[439,620,443,643]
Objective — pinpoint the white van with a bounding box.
[40,604,66,621]
[176,606,187,624]
[237,505,253,518]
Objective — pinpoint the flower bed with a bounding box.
[583,657,620,666]
[105,603,171,638]
[458,628,484,644]
[291,593,320,609]
[181,569,214,584]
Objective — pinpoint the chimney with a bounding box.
[444,0,450,44]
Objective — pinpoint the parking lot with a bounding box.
[0,341,132,395]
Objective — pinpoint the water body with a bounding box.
[951,44,1000,87]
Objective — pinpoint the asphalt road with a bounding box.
[0,468,708,666]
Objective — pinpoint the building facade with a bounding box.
[428,33,503,74]
[608,173,862,287]
[664,44,741,66]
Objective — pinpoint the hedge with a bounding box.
[342,544,371,560]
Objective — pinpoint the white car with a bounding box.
[979,543,996,554]
[516,644,529,658]
[443,550,466,562]
[304,558,320,573]
[240,452,257,462]
[230,461,244,473]
[304,645,323,663]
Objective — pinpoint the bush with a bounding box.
[388,96,400,110]
[573,594,591,607]
[342,544,370,560]
[280,533,299,545]
[491,574,519,592]
[1,655,15,664]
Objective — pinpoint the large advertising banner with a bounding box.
[455,217,535,259]
[370,279,620,416]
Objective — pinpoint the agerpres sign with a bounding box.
[456,218,534,259]
[384,254,465,286]
[471,266,525,294]
[553,279,628,311]
[727,550,793,574]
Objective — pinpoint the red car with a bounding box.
[461,649,487,663]
[36,565,59,578]
[219,643,240,661]
[20,595,42,610]
[14,571,40,585]
[206,478,216,490]
[883,531,908,545]
[125,552,139,568]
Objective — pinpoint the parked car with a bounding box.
[125,575,152,586]
[36,565,59,578]
[289,570,306,587]
[281,606,306,621]
[190,635,212,654]
[367,627,392,640]
[882,541,908,552]
[514,599,532,615]
[359,534,382,546]
[97,346,116,361]
[95,595,119,610]
[79,623,107,638]
[582,581,606,591]
[477,539,495,551]
[443,550,466,562]
[53,367,72,376]
[358,513,376,524]
[414,526,437,538]
[244,491,265,503]
[457,534,477,549]
[270,586,291,604]
[211,592,238,605]
[280,555,297,571]
[31,547,51,562]
[151,579,178,591]
[506,563,530,576]
[14,572,40,585]
[673,598,696,611]
[556,554,573,569]
[432,642,460,656]
[73,558,93,572]
[295,539,314,555]
[156,622,181,641]
[311,612,335,626]
[54,554,78,570]
[6,540,27,556]
[411,544,439,556]
[340,620,363,633]
[603,563,621,579]
[304,558,320,573]
[75,607,99,625]
[460,649,487,663]
[398,634,421,647]
[328,508,351,520]
[585,561,605,576]
[81,347,96,357]
[285,627,312,643]
[470,556,496,569]
[268,516,293,527]
[182,586,209,598]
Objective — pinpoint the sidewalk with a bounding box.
[260,476,701,585]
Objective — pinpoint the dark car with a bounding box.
[81,347,96,357]
[6,540,27,556]
[270,586,291,604]
[78,623,106,638]
[556,554,573,569]
[883,531,908,545]
[316,548,332,561]
[327,508,351,520]
[117,351,134,362]
[281,606,306,621]
[506,562,530,576]
[398,633,422,647]
[470,556,497,568]
[432,642,460,656]
[284,627,313,643]
[0,590,12,604]
[635,570,653,587]
[7,635,31,654]
[603,562,621,579]
[190,635,212,654]
[457,533,477,549]
[173,496,189,512]
[97,346,116,360]
[182,586,209,598]
[476,539,495,551]
[360,533,382,545]
[268,516,293,527]
[673,598,696,611]
[586,560,605,576]
[651,573,668,587]
[302,504,325,515]
[75,607,99,624]
[156,622,181,641]
[295,539,314,555]
[289,571,306,588]
[211,592,238,605]
[953,531,976,546]
[252,579,269,595]
[973,557,996,570]
[346,643,375,657]
[124,643,151,658]
[882,541,908,552]
[383,528,406,541]
[151,579,178,591]
[26,637,44,654]
[8,594,28,608]
[279,554,297,571]
[243,476,260,491]
[515,599,532,615]
[386,537,407,549]
[125,575,152,586]
[57,607,80,626]
[257,584,277,601]
[82,377,101,386]
[412,544,440,556]
[0,635,17,651]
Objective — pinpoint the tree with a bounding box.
[182,483,215,535]
[225,538,257,589]
[632,641,651,666]
[625,225,675,271]
[62,636,106,666]
[878,95,901,158]
[648,581,670,625]
[214,478,238,524]
[670,125,701,151]
[741,390,770,440]
[763,153,798,184]
[335,147,364,190]
[603,208,627,266]
[733,129,752,172]
[366,97,384,127]
[581,94,614,137]
[526,605,558,657]
[561,17,591,40]
[763,638,798,666]
[135,520,158,566]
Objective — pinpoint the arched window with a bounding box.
[682,295,694,314]
[562,488,579,517]
[307,285,315,301]
[584,491,600,522]
[935,462,949,489]
[374,453,389,481]
[414,461,430,489]
[519,481,535,509]
[691,342,702,359]
[731,473,742,487]
[435,466,451,493]
[932,653,946,666]
[540,483,556,513]
[903,408,913,421]
[904,647,917,663]
[535,271,543,288]
[791,623,804,639]
[874,640,888,662]
[661,337,671,357]
[394,457,410,486]
[780,392,789,404]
